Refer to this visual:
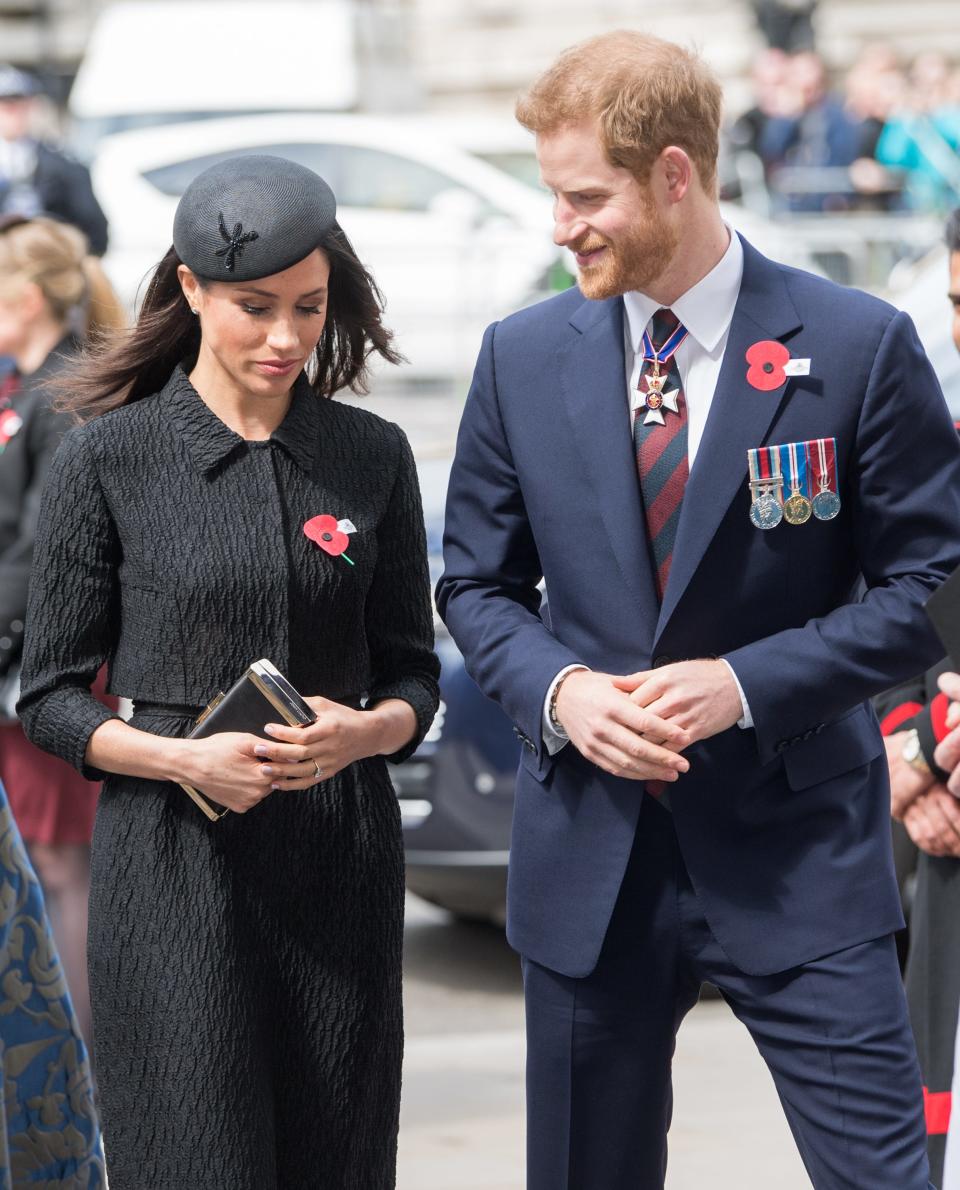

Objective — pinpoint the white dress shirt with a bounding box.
[543,229,753,751]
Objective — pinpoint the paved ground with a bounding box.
[399,893,810,1190]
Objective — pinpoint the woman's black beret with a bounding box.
[172,154,337,282]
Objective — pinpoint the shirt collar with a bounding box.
[162,364,321,476]
[622,227,744,356]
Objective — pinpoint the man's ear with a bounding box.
[660,146,693,204]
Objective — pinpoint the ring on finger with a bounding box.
[313,759,323,780]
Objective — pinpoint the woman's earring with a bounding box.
[190,308,199,315]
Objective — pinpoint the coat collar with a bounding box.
[162,364,321,476]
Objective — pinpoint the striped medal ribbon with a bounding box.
[747,446,784,530]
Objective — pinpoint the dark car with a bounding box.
[393,457,517,924]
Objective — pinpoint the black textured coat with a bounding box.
[18,366,439,1190]
[34,143,109,256]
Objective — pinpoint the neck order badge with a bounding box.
[638,315,689,426]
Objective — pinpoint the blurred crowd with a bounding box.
[727,45,960,214]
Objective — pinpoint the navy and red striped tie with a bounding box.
[634,308,688,602]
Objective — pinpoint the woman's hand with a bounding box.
[178,732,276,814]
[251,697,384,790]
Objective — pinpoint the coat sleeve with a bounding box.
[0,400,74,677]
[435,322,583,767]
[363,423,440,764]
[724,311,960,764]
[17,426,121,778]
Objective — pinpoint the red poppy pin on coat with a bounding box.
[746,341,811,391]
[304,515,355,565]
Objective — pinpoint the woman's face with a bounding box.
[0,280,42,359]
[180,249,331,400]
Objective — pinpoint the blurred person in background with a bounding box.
[0,65,108,256]
[750,0,817,53]
[846,45,909,209]
[0,214,123,1048]
[875,52,960,212]
[875,207,960,1187]
[728,48,792,162]
[758,50,864,210]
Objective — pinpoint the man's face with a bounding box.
[949,251,960,355]
[537,119,679,300]
[0,97,32,142]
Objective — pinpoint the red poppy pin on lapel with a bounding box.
[304,515,355,566]
[746,341,811,391]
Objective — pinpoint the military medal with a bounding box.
[638,318,688,426]
[781,440,812,525]
[747,446,784,530]
[811,437,841,521]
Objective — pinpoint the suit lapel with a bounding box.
[656,238,803,633]
[559,296,660,623]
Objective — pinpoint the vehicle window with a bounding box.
[141,140,502,219]
[141,142,341,198]
[332,145,497,216]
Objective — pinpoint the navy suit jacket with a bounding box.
[436,237,960,978]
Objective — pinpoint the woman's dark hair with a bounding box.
[947,208,960,256]
[53,223,402,421]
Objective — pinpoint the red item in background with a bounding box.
[924,1086,952,1136]
[0,667,116,846]
[930,692,951,744]
[879,700,924,736]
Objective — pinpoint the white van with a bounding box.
[68,0,416,161]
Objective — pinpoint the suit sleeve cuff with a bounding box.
[721,659,753,729]
[542,665,588,755]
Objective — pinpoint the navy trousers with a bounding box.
[523,797,933,1189]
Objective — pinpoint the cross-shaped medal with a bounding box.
[640,370,681,426]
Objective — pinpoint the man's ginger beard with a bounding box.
[572,186,681,300]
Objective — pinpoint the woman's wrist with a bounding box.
[363,699,417,758]
[159,736,197,785]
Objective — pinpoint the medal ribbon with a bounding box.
[810,437,837,494]
[780,441,808,497]
[641,320,689,372]
[748,445,781,487]
[748,447,761,487]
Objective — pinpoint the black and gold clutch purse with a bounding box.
[180,659,317,822]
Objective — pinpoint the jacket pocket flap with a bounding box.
[782,705,883,791]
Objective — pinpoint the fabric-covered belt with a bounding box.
[131,701,203,719]
[132,694,365,719]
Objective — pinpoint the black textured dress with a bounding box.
[17,367,440,1190]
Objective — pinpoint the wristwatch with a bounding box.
[901,728,932,777]
[548,672,573,738]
